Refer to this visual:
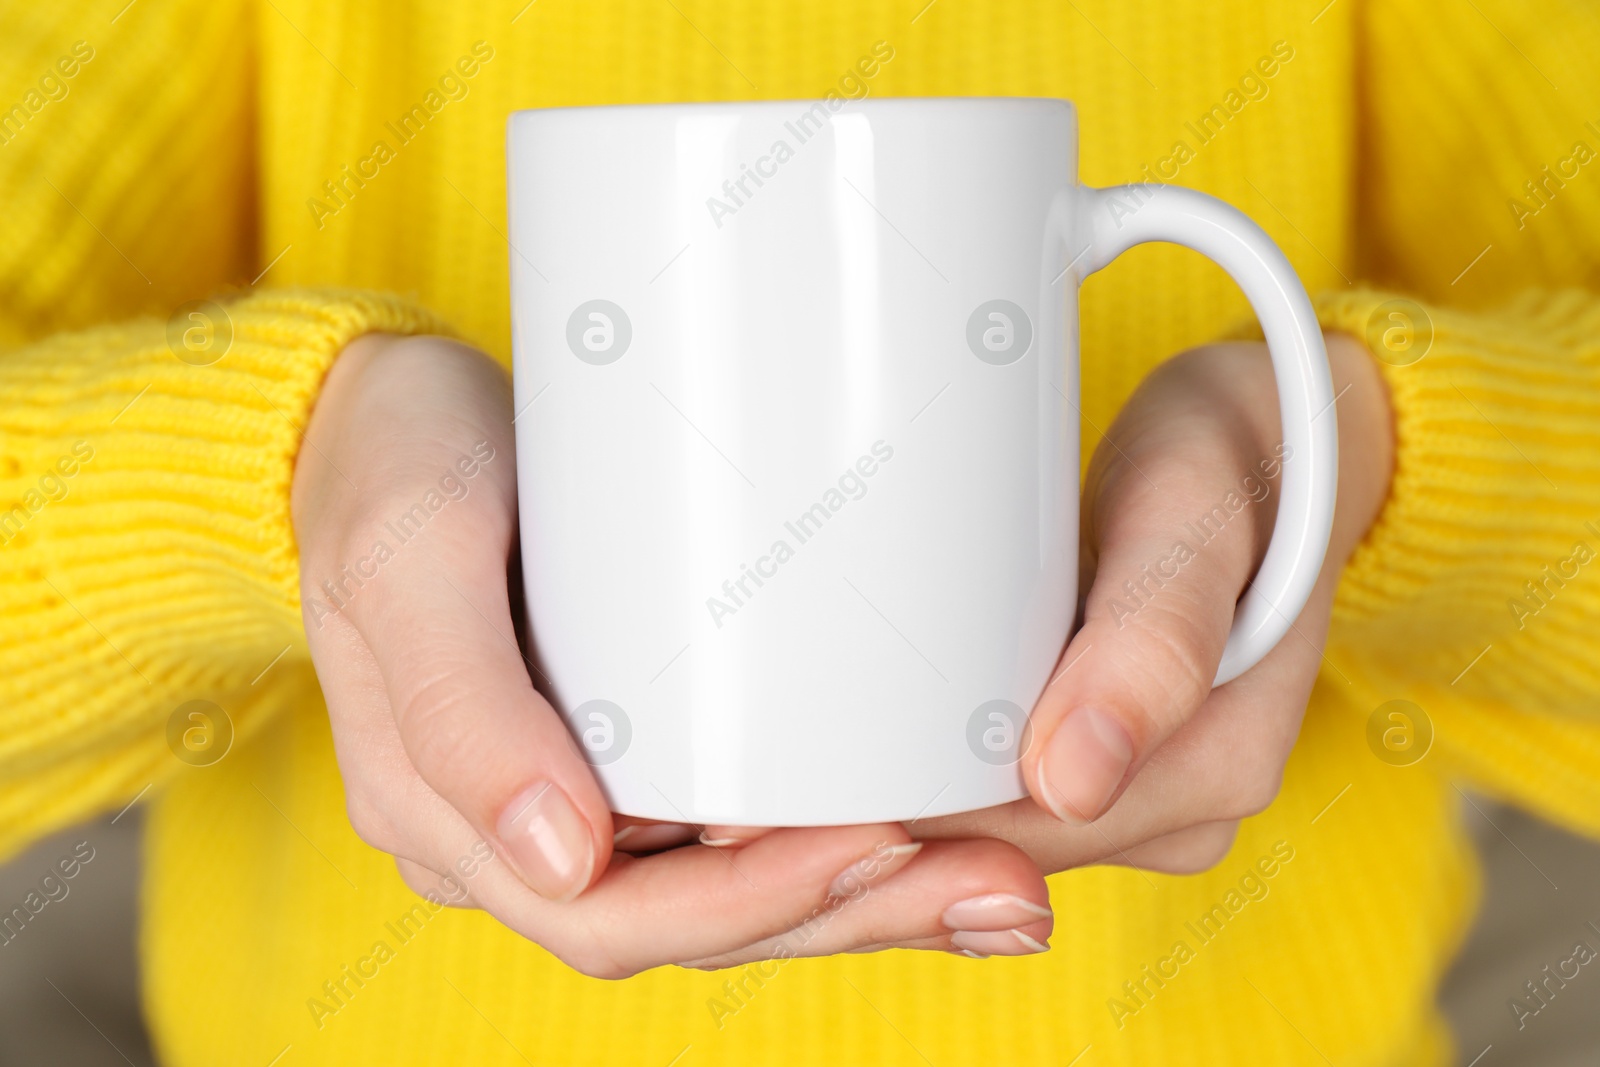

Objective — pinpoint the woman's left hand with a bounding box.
[686,331,1394,965]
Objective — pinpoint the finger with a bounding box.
[698,824,778,848]
[1095,820,1241,874]
[676,837,1051,969]
[1025,377,1281,825]
[916,570,1337,871]
[325,346,613,902]
[459,823,930,977]
[363,552,613,901]
[304,586,514,872]
[613,818,698,854]
[310,649,519,905]
[395,856,482,908]
[306,636,547,911]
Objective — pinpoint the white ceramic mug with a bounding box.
[507,98,1336,827]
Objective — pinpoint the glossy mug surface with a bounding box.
[507,98,1336,826]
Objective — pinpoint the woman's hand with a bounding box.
[290,333,1053,978]
[693,332,1394,966]
[903,332,1394,876]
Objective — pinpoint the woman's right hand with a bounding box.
[289,332,1053,977]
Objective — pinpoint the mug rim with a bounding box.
[508,95,1075,124]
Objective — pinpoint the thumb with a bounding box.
[312,362,616,903]
[356,523,615,901]
[1023,450,1274,824]
[296,334,614,901]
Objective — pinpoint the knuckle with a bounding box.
[1139,604,1217,699]
[1182,826,1239,873]
[1141,822,1239,875]
[394,858,436,898]
[1105,604,1216,740]
[1186,826,1238,872]
[547,915,636,980]
[345,794,402,854]
[395,670,480,772]
[393,858,480,909]
[556,944,635,981]
[1218,762,1285,821]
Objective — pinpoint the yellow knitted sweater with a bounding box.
[3,1,1599,1064]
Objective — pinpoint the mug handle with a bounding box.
[1074,184,1339,685]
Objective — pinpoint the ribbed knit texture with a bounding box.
[0,290,448,842]
[2,1,1597,1065]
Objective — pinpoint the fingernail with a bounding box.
[616,823,696,852]
[1036,707,1134,824]
[827,841,922,899]
[496,781,595,902]
[942,893,1053,931]
[950,928,1051,956]
[699,825,766,847]
[950,948,990,959]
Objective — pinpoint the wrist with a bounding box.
[1323,329,1396,561]
[289,331,413,529]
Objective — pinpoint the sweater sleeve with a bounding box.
[1316,0,1600,836]
[0,0,261,347]
[0,290,450,859]
[1318,289,1600,835]
[0,2,457,858]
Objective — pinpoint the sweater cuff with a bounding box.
[1313,288,1600,689]
[155,288,456,614]
[0,289,450,854]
